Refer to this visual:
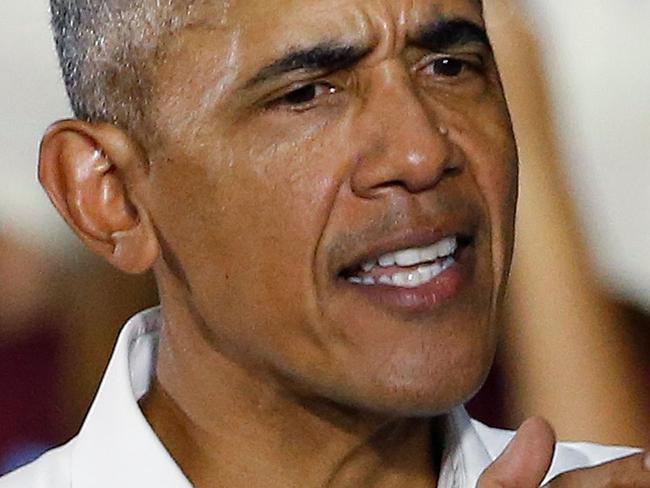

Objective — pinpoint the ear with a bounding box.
[39,120,160,274]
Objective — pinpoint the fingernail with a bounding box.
[644,452,650,471]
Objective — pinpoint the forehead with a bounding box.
[231,0,480,41]
[182,0,484,62]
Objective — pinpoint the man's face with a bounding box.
[146,0,517,415]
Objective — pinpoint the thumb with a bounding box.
[477,417,556,487]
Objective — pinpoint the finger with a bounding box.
[548,451,650,487]
[478,417,556,487]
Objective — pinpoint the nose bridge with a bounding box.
[350,65,455,197]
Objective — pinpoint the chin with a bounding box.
[305,339,496,418]
[374,365,490,417]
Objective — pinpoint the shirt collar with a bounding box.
[70,307,191,487]
[439,408,495,488]
[69,307,495,487]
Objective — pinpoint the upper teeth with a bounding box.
[360,236,458,273]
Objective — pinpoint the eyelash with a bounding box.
[268,82,339,112]
[267,55,484,112]
[419,54,484,79]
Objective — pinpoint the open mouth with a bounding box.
[340,234,473,289]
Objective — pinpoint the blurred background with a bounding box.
[1,0,648,474]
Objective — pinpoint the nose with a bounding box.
[350,72,462,198]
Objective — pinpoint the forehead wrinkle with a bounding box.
[324,0,485,65]
[231,5,375,86]
[426,3,484,28]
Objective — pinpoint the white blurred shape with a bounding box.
[521,0,650,308]
[0,0,73,251]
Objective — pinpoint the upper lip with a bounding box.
[335,222,477,277]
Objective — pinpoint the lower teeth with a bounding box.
[348,257,455,288]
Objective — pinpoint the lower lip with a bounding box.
[340,247,474,314]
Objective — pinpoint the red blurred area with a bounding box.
[0,323,64,472]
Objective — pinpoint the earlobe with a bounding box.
[39,120,159,274]
[111,217,160,274]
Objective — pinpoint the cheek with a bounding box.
[438,92,518,290]
[219,123,344,266]
[449,96,517,200]
[425,82,518,245]
[463,115,518,291]
[148,122,350,349]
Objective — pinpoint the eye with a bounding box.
[421,55,482,80]
[271,82,338,110]
[431,57,465,77]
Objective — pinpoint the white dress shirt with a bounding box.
[0,308,638,487]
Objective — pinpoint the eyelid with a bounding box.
[414,52,485,77]
[265,80,339,111]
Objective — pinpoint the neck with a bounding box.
[140,303,443,488]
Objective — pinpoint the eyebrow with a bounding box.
[244,18,490,89]
[245,43,371,88]
[413,18,491,53]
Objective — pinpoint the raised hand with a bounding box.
[477,417,650,487]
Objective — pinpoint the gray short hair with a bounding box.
[50,0,193,131]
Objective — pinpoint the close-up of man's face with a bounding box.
[9,0,650,484]
[138,0,518,417]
